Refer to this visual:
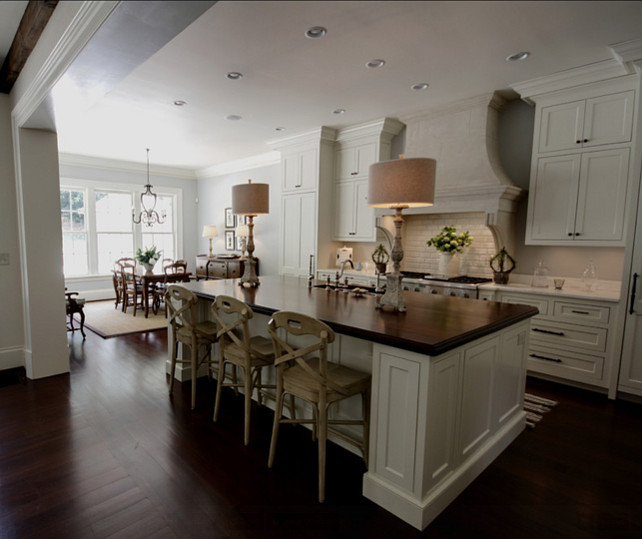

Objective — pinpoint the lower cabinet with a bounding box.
[195,256,251,280]
[495,290,616,389]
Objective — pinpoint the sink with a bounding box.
[313,283,381,294]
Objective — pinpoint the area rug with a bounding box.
[524,393,558,428]
[73,300,168,338]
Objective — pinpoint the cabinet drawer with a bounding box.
[227,261,242,279]
[496,292,550,317]
[528,345,604,383]
[530,320,607,353]
[553,300,610,325]
[208,262,228,278]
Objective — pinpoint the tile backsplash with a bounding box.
[402,212,496,277]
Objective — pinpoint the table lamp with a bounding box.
[232,180,269,287]
[368,157,436,312]
[202,225,218,257]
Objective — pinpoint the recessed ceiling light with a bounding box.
[305,26,327,39]
[505,51,530,62]
[411,83,429,91]
[173,100,187,106]
[366,59,385,69]
[332,108,346,115]
[226,115,242,121]
[226,72,243,80]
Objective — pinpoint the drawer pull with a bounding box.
[530,353,562,363]
[570,310,590,315]
[533,327,565,336]
[630,273,638,315]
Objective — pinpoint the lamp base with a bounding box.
[239,255,260,287]
[376,274,406,312]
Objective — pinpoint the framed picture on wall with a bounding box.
[225,208,234,228]
[235,234,244,251]
[235,215,247,227]
[225,230,235,250]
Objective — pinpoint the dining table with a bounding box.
[140,272,191,318]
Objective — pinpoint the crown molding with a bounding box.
[510,59,631,103]
[195,151,281,179]
[267,126,337,151]
[58,152,196,179]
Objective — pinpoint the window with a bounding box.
[60,179,182,277]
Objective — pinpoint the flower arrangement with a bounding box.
[427,226,473,254]
[135,245,161,265]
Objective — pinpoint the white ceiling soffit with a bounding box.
[25,0,215,130]
[51,1,642,172]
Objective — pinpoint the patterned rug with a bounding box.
[524,393,558,428]
[73,299,168,338]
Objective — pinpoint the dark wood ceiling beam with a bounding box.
[0,0,58,94]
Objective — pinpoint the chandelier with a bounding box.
[132,148,166,227]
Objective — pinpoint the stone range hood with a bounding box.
[398,92,524,254]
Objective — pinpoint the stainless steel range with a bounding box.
[400,271,492,299]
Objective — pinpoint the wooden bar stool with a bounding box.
[211,295,276,445]
[267,311,371,503]
[166,284,218,409]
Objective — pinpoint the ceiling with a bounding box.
[3,1,642,173]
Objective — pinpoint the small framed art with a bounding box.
[225,230,235,250]
[235,215,247,227]
[225,208,234,228]
[235,234,244,251]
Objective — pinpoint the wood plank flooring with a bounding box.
[0,329,640,538]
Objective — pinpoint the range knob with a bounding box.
[450,292,456,297]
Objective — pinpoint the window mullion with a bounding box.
[87,186,99,274]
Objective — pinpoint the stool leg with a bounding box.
[213,357,226,422]
[318,397,327,503]
[191,340,198,410]
[268,378,284,468]
[243,363,252,445]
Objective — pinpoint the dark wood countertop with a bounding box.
[181,275,538,356]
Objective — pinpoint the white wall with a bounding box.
[0,95,24,370]
[196,163,281,277]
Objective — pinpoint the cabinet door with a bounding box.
[538,100,584,153]
[353,180,376,241]
[335,142,377,180]
[527,154,581,241]
[280,193,316,276]
[282,148,317,192]
[574,148,629,242]
[333,182,356,239]
[583,91,634,148]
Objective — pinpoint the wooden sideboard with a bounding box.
[195,256,258,280]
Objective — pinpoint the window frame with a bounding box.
[60,177,183,278]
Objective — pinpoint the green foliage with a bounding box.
[427,226,473,253]
[135,245,161,265]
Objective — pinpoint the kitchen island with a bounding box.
[177,275,538,530]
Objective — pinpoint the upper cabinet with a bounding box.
[282,147,318,192]
[525,77,638,247]
[538,91,634,153]
[332,118,404,242]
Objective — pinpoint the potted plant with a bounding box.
[427,225,473,276]
[136,245,162,275]
[371,244,389,274]
[489,247,516,284]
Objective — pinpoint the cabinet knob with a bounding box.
[567,232,573,236]
[351,172,358,176]
[575,232,580,236]
[583,139,588,143]
[576,140,581,144]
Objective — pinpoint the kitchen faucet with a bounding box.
[335,259,355,286]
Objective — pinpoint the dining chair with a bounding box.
[267,310,371,503]
[152,259,189,316]
[65,288,86,339]
[121,262,144,316]
[166,284,218,410]
[112,257,134,310]
[211,295,277,445]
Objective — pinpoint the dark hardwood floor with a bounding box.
[0,329,640,538]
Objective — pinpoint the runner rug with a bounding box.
[73,299,167,338]
[524,393,558,428]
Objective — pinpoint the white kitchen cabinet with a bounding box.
[524,77,637,247]
[495,290,617,389]
[527,148,630,243]
[280,192,317,277]
[538,90,634,153]
[281,147,318,192]
[332,118,404,242]
[333,179,375,240]
[334,141,377,180]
